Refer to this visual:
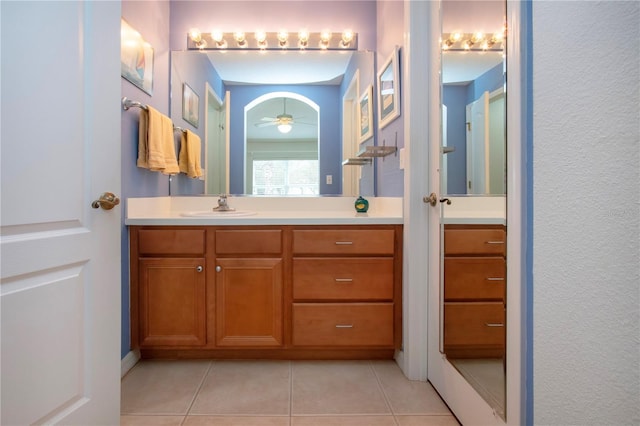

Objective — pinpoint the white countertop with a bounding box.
[125,196,404,226]
[125,195,505,226]
[441,196,506,225]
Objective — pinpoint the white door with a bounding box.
[466,91,489,194]
[205,85,228,195]
[342,72,360,196]
[1,2,121,425]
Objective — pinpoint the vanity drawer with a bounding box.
[293,258,394,300]
[444,302,505,348]
[215,229,282,254]
[444,257,505,301]
[292,229,394,255]
[138,229,205,255]
[292,303,394,346]
[444,227,506,256]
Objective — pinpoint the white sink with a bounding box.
[180,210,257,218]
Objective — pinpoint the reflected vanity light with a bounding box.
[441,29,505,52]
[187,29,357,51]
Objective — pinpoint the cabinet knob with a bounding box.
[196,266,203,272]
[216,265,221,272]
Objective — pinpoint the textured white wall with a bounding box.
[533,2,639,424]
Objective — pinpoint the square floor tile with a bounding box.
[372,361,452,415]
[183,415,290,425]
[121,360,211,415]
[396,415,460,425]
[291,415,397,425]
[189,360,291,415]
[291,361,390,415]
[120,415,185,425]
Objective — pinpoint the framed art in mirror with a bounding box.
[182,83,199,128]
[120,19,154,96]
[378,46,400,129]
[359,84,374,142]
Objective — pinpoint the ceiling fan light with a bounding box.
[278,123,292,134]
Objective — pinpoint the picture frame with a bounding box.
[377,46,401,129]
[182,83,199,128]
[359,85,374,143]
[120,19,154,96]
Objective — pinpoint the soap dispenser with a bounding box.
[354,196,369,213]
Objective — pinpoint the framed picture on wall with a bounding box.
[359,85,374,143]
[377,46,400,129]
[182,83,199,128]
[120,19,154,96]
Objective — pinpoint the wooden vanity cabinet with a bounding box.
[291,227,402,350]
[214,229,283,347]
[129,224,402,358]
[132,228,207,348]
[443,224,506,358]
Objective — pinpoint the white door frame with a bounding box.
[342,70,360,196]
[402,0,526,424]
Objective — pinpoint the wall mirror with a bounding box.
[439,0,507,420]
[170,49,376,196]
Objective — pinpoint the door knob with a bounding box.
[423,193,452,206]
[91,192,120,210]
[423,193,438,206]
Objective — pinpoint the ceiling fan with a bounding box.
[255,98,313,134]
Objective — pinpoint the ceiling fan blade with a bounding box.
[294,121,316,126]
[261,117,276,122]
[255,121,277,127]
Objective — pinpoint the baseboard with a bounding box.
[121,349,141,378]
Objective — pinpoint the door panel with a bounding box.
[0,1,121,424]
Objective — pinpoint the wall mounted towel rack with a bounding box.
[121,97,148,111]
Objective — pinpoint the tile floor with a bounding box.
[121,359,459,426]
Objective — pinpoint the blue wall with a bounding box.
[226,85,341,195]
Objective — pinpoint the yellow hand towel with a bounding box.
[137,106,179,175]
[179,130,203,178]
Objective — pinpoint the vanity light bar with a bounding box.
[187,30,358,51]
[441,32,505,52]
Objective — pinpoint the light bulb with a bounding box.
[278,123,292,134]
[277,30,288,47]
[211,30,227,48]
[320,29,331,49]
[298,29,309,48]
[233,31,246,47]
[189,28,202,42]
[255,30,267,49]
[341,29,353,48]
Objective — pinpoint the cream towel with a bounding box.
[137,106,179,175]
[178,129,203,178]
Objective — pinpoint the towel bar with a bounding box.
[122,97,148,111]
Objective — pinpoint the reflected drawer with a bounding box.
[444,227,506,256]
[444,302,505,348]
[138,229,205,255]
[293,258,394,300]
[215,229,282,254]
[292,303,394,346]
[444,257,505,301]
[292,229,395,255]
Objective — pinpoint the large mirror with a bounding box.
[440,0,507,420]
[170,49,376,196]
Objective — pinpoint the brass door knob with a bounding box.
[91,192,120,210]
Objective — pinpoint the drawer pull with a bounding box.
[486,277,505,281]
[485,241,505,245]
[485,323,504,327]
[335,278,353,283]
[335,324,354,328]
[196,266,203,273]
[335,241,353,245]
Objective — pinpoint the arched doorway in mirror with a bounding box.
[244,92,319,195]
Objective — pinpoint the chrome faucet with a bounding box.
[212,193,235,211]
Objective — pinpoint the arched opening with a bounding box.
[244,92,320,195]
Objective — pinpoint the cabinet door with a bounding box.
[215,258,283,347]
[139,258,206,347]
